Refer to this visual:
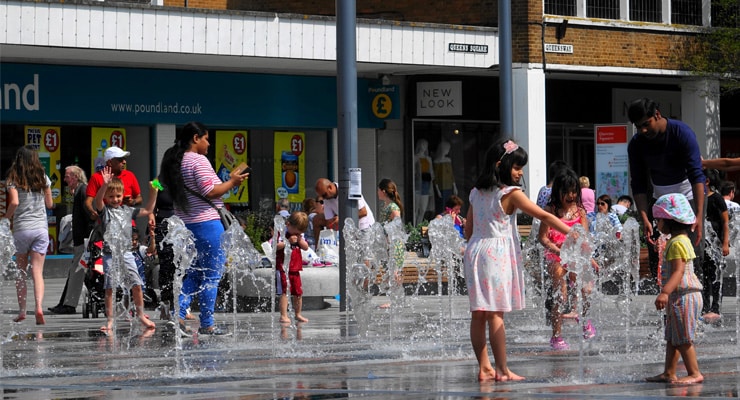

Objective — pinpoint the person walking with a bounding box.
[49,165,93,315]
[463,139,572,382]
[4,145,54,324]
[159,121,249,336]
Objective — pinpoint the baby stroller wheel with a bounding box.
[82,301,90,318]
[92,303,100,319]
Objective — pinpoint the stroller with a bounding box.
[81,226,105,319]
[81,224,159,318]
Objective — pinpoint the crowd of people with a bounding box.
[2,107,739,383]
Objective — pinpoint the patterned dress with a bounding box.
[379,202,401,223]
[662,234,703,345]
[463,186,524,312]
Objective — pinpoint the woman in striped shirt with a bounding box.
[160,122,249,336]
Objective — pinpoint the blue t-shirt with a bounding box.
[628,118,705,197]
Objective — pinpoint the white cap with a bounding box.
[104,146,130,161]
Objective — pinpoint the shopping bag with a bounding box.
[317,229,339,265]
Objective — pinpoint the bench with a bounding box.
[518,224,532,239]
[233,265,339,311]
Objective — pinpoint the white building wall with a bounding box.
[513,64,547,202]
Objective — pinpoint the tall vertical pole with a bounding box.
[336,0,358,312]
[499,0,513,137]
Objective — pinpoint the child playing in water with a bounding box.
[94,166,158,334]
[646,193,704,384]
[275,211,310,323]
[538,168,597,350]
[463,139,572,382]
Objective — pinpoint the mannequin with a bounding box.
[433,139,457,215]
[414,139,434,225]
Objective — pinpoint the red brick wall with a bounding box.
[219,0,499,25]
[160,0,697,71]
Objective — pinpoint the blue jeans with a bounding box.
[179,219,224,328]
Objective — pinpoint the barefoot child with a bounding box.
[275,211,310,323]
[463,139,573,382]
[538,168,597,350]
[94,166,158,333]
[646,193,704,384]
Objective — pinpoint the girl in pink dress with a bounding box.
[538,168,595,350]
[463,139,572,382]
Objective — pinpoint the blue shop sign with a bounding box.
[0,63,384,129]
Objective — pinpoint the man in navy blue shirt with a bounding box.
[627,98,705,278]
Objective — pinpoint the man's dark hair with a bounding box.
[720,181,735,197]
[627,98,659,124]
[617,195,633,207]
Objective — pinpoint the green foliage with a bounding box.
[405,220,429,251]
[677,0,740,93]
[237,209,274,254]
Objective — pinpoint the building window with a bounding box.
[671,0,703,25]
[545,0,577,16]
[545,0,710,26]
[629,0,662,22]
[587,0,620,19]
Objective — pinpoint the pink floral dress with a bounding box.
[463,186,524,312]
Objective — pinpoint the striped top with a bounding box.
[176,151,223,224]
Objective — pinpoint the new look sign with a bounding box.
[416,81,462,116]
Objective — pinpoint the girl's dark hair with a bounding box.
[547,167,582,210]
[445,195,464,209]
[474,138,528,191]
[547,160,569,183]
[378,178,404,217]
[704,168,721,192]
[662,219,692,235]
[160,121,209,211]
[6,145,47,192]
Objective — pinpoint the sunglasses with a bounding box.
[598,201,607,206]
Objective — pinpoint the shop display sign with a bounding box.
[416,81,462,116]
[274,132,306,205]
[215,130,250,204]
[594,124,629,200]
[24,125,62,204]
[91,127,127,173]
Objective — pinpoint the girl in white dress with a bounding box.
[463,139,572,382]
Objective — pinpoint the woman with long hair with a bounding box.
[5,145,54,324]
[159,122,249,335]
[377,178,404,223]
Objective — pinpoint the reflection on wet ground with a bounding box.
[2,278,740,399]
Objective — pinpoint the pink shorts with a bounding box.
[13,229,49,255]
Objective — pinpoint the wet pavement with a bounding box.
[2,277,740,399]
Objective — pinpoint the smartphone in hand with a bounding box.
[231,162,248,177]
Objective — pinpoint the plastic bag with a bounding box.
[317,229,339,265]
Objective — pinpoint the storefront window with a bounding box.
[411,119,500,225]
